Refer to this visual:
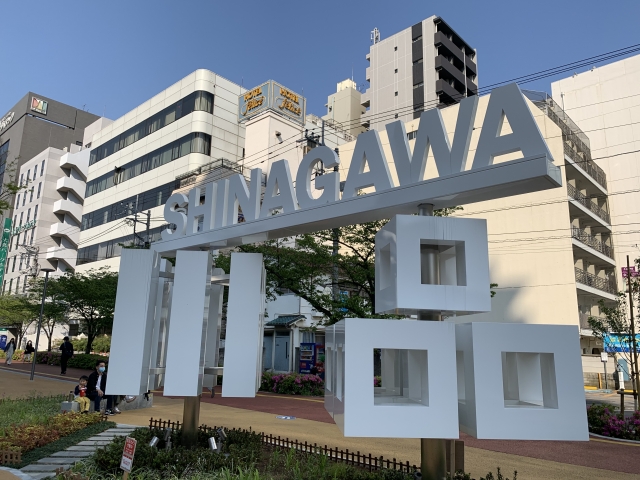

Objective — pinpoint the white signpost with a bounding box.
[107,83,588,479]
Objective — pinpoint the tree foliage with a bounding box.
[26,276,68,352]
[215,207,497,325]
[51,268,118,353]
[0,294,34,347]
[589,260,640,393]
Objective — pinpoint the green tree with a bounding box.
[0,294,34,348]
[215,208,497,325]
[26,276,68,352]
[589,265,640,405]
[53,268,118,353]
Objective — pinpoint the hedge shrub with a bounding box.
[36,351,108,370]
[0,349,24,361]
[260,371,324,396]
[588,404,640,440]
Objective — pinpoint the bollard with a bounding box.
[619,389,625,417]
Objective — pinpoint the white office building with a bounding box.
[76,70,245,272]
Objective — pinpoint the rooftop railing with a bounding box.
[522,89,607,191]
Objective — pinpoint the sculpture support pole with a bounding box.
[182,396,201,447]
[418,203,447,480]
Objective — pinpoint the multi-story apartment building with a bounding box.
[361,16,478,132]
[323,79,366,137]
[551,54,640,292]
[75,70,245,271]
[332,86,617,373]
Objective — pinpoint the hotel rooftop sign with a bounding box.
[238,80,306,125]
[158,83,562,254]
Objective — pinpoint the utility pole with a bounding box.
[626,256,639,410]
[123,202,151,249]
[332,146,340,307]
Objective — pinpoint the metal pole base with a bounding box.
[421,438,447,480]
[182,396,201,447]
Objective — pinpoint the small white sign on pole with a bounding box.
[120,437,137,473]
[600,352,608,363]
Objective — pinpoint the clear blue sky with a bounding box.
[1,0,638,120]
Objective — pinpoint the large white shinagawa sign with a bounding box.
[107,83,587,441]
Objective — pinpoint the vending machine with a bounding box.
[299,343,316,373]
[315,344,325,380]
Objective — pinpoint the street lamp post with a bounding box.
[30,268,55,381]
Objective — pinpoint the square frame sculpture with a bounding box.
[375,215,490,316]
[325,318,459,439]
[455,322,588,440]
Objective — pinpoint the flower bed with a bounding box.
[0,412,105,453]
[260,371,324,396]
[587,404,640,441]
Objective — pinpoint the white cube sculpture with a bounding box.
[375,215,490,316]
[324,318,459,439]
[455,323,588,440]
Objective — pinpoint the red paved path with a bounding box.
[158,387,640,476]
[5,364,639,475]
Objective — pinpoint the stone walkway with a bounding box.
[20,424,137,480]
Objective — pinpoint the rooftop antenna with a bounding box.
[371,27,380,45]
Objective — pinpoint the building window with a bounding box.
[82,180,174,231]
[394,46,397,51]
[76,141,82,146]
[395,91,398,96]
[23,276,27,293]
[19,212,23,226]
[16,194,20,208]
[22,194,25,207]
[26,170,30,182]
[29,229,34,245]
[5,259,9,274]
[89,90,214,166]
[11,256,15,273]
[407,130,418,140]
[13,214,16,226]
[18,256,22,271]
[8,279,12,293]
[85,142,92,148]
[34,205,38,222]
[19,174,23,186]
[37,183,41,198]
[395,114,398,119]
[412,35,422,43]
[40,160,44,176]
[85,132,212,198]
[395,69,398,73]
[15,277,19,294]
[29,187,33,202]
[26,208,31,223]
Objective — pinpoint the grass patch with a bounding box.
[0,394,66,435]
[16,420,116,468]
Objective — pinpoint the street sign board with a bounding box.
[622,266,638,278]
[120,437,137,472]
[600,352,608,363]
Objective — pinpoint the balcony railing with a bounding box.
[575,268,617,295]
[571,226,614,259]
[563,143,607,191]
[567,183,610,224]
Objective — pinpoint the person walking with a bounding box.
[87,360,120,415]
[24,340,35,362]
[59,336,74,375]
[3,338,16,365]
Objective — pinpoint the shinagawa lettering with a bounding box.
[163,83,552,242]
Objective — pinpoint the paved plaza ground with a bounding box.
[1,363,639,480]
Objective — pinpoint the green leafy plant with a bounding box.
[0,394,66,435]
[260,371,324,396]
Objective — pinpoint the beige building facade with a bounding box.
[551,54,640,292]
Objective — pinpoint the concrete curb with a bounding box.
[0,467,36,480]
[589,432,640,445]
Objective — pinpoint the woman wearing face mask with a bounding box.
[87,360,119,415]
